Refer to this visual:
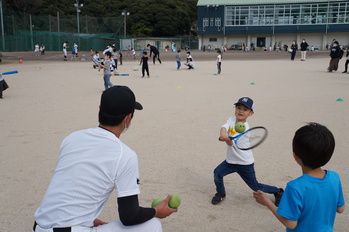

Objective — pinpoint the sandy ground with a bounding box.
[0,50,348,232]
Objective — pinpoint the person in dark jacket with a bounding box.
[300,39,309,61]
[342,48,349,74]
[147,44,162,65]
[290,41,298,61]
[327,41,341,72]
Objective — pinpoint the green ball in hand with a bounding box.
[235,122,246,133]
[151,198,164,208]
[168,193,181,208]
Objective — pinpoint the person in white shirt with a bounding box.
[33,86,177,232]
[63,41,69,61]
[211,97,284,206]
[217,50,222,74]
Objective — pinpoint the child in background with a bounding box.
[140,51,149,78]
[176,50,181,70]
[119,51,123,65]
[217,50,222,74]
[254,123,345,231]
[212,97,283,206]
[187,58,194,70]
[98,51,114,90]
[132,48,136,59]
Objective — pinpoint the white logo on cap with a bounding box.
[242,98,249,102]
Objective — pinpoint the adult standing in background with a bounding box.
[147,44,162,65]
[40,43,45,55]
[290,41,298,61]
[327,40,341,72]
[342,47,349,74]
[34,43,40,56]
[300,39,309,61]
[63,41,69,61]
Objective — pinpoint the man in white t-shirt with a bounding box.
[33,86,177,232]
[63,41,69,61]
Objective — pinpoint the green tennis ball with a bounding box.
[168,193,181,208]
[151,198,164,208]
[235,122,246,133]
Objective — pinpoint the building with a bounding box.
[197,0,349,50]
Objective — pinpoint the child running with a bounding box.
[212,97,284,205]
[254,123,345,231]
[140,51,150,78]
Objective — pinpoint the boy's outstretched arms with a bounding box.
[219,128,233,146]
[253,190,297,230]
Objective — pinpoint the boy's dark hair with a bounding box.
[143,51,147,55]
[292,123,335,169]
[105,51,112,57]
[177,49,181,53]
[187,51,190,54]
[217,50,221,54]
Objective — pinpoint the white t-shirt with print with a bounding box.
[221,117,254,165]
[34,127,140,229]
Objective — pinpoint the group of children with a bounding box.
[213,96,345,231]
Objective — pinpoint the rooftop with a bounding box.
[197,0,343,6]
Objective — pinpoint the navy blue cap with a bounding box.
[234,97,254,111]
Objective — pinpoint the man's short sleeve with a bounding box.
[115,146,140,198]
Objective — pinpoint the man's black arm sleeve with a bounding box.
[117,195,156,226]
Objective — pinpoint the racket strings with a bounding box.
[236,128,268,150]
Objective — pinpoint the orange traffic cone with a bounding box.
[19,57,23,63]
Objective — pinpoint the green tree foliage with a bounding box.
[3,0,197,36]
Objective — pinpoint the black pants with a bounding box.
[153,53,161,64]
[142,65,149,76]
[291,51,296,60]
[217,62,221,74]
[344,60,349,72]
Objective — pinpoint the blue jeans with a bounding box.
[103,74,113,90]
[213,160,279,195]
[177,61,181,69]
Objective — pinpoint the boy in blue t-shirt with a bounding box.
[254,123,345,231]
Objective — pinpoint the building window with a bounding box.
[210,18,214,26]
[209,38,217,42]
[203,18,209,27]
[215,17,221,26]
[225,2,349,26]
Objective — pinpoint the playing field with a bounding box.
[0,50,348,231]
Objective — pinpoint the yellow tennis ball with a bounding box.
[235,122,246,133]
[151,198,164,208]
[168,193,181,208]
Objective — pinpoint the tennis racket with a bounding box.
[2,70,18,75]
[229,126,268,150]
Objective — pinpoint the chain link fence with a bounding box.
[0,8,126,51]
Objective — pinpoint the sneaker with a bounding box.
[211,193,226,205]
[274,188,284,207]
[342,71,347,73]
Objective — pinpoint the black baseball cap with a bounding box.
[100,86,143,116]
[234,97,254,111]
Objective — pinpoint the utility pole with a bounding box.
[121,10,130,39]
[74,0,83,33]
